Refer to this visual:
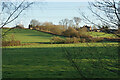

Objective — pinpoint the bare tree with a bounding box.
[30,19,41,27]
[80,0,120,29]
[69,20,75,27]
[62,47,86,79]
[0,0,34,36]
[42,22,53,26]
[73,17,81,28]
[59,17,81,29]
[63,1,120,77]
[59,18,69,29]
[59,19,65,28]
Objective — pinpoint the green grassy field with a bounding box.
[2,46,119,78]
[88,32,118,38]
[2,29,118,43]
[2,29,120,78]
[2,29,64,43]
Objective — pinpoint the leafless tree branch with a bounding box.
[80,0,120,28]
[0,0,34,37]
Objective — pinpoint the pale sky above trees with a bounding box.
[1,0,119,28]
[1,1,90,28]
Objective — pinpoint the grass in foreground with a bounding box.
[2,44,119,78]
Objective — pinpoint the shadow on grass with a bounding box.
[2,47,119,78]
[26,35,53,37]
[24,42,52,44]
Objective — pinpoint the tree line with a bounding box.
[28,17,91,37]
[28,18,107,43]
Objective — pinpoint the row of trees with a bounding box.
[1,0,120,34]
[59,17,81,29]
[29,20,64,35]
[29,17,81,30]
[28,19,90,38]
[29,18,120,38]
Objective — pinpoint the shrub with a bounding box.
[2,27,10,29]
[51,36,81,44]
[50,36,65,44]
[50,36,104,44]
[62,27,79,37]
[65,37,80,43]
[78,28,92,39]
[79,34,92,38]
[64,38,71,43]
[50,26,63,35]
[79,27,88,32]
[72,37,80,43]
[89,38,104,42]
[2,34,21,46]
[2,40,21,46]
[80,38,86,43]
[115,28,120,34]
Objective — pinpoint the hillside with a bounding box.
[2,28,119,45]
[2,28,64,43]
